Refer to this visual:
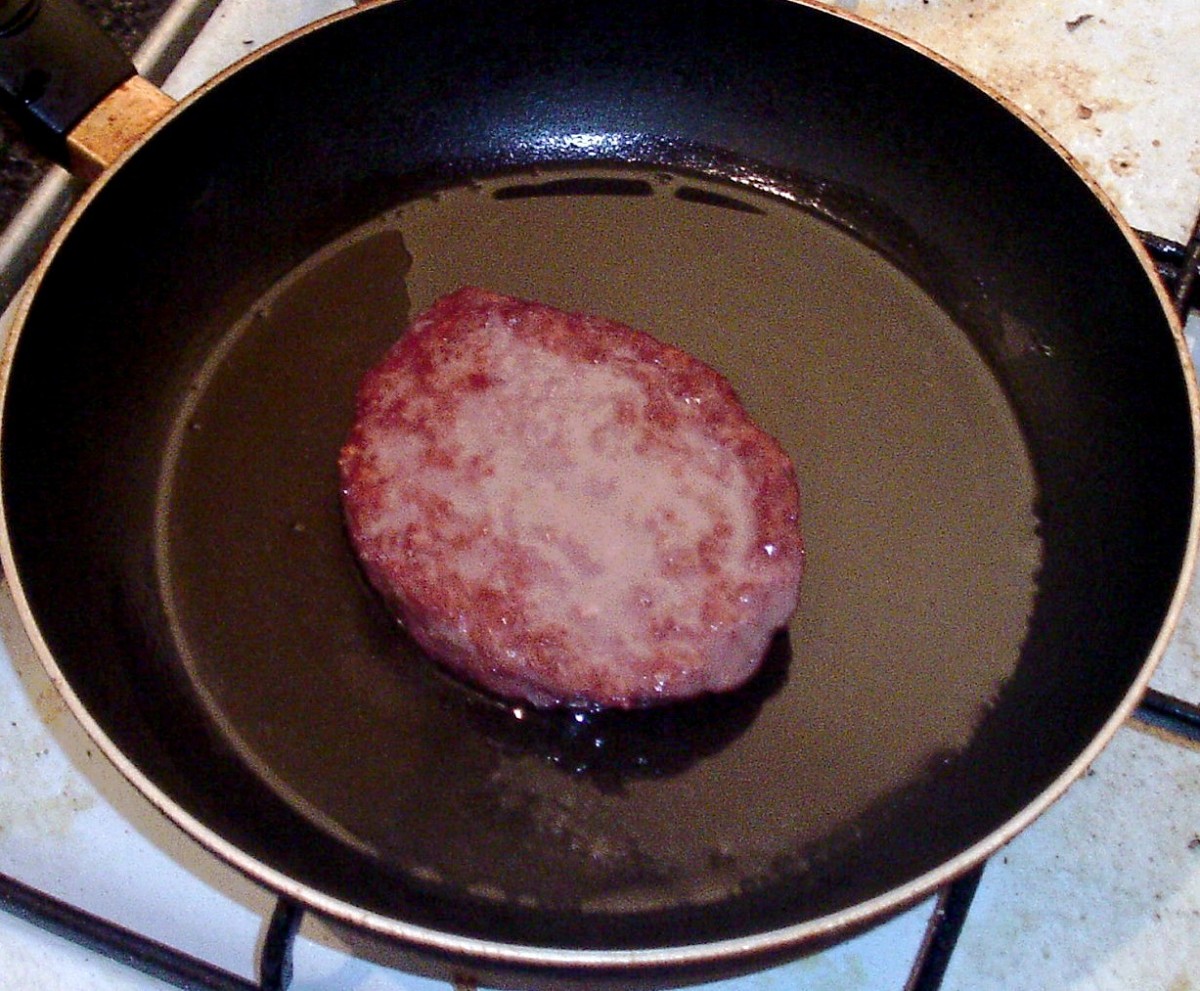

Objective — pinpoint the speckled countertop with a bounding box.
[851,0,1200,243]
[0,2,1197,990]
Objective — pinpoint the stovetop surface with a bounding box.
[0,1,1197,989]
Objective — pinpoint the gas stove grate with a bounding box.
[1135,687,1200,742]
[0,868,295,991]
[0,863,988,991]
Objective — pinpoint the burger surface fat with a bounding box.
[338,287,804,709]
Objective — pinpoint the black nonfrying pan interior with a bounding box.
[1,0,1193,970]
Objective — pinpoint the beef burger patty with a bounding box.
[339,287,803,708]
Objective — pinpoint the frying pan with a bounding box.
[0,0,1195,984]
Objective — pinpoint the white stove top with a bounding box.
[1,1,1197,989]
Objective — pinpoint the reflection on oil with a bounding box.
[493,176,654,199]
[459,631,791,792]
[673,185,765,213]
[161,159,1042,918]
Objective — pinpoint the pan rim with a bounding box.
[0,0,1197,975]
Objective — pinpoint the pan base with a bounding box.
[155,165,1041,927]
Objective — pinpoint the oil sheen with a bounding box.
[159,165,1042,916]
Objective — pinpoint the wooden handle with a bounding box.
[0,0,143,175]
[66,74,176,181]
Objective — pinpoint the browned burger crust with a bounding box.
[339,287,803,708]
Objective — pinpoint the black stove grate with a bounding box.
[0,869,289,991]
[0,863,990,991]
[1136,687,1200,743]
[1139,217,1200,314]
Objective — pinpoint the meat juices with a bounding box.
[339,287,803,708]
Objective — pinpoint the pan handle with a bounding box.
[0,0,175,180]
